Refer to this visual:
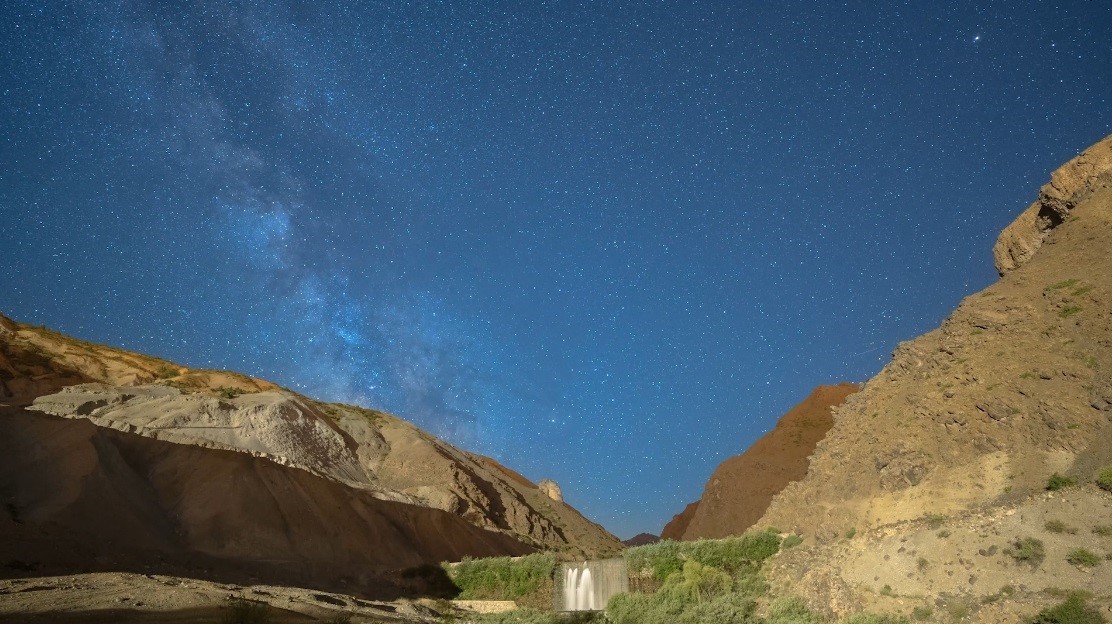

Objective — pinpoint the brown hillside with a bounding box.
[0,313,621,568]
[759,133,1112,541]
[0,408,528,597]
[676,383,859,540]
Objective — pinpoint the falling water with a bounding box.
[556,558,628,611]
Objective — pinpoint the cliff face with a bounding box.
[759,134,1112,541]
[663,383,858,541]
[0,315,621,583]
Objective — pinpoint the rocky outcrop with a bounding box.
[0,317,622,562]
[993,134,1112,274]
[669,383,859,540]
[537,479,563,502]
[760,134,1112,541]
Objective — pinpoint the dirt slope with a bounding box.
[0,315,621,567]
[664,383,859,540]
[0,408,528,596]
[759,134,1112,542]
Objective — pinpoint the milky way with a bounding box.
[2,1,1110,537]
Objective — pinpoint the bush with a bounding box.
[1066,548,1100,567]
[911,606,933,621]
[781,535,803,549]
[1045,520,1076,534]
[624,528,782,580]
[446,553,555,600]
[1007,538,1046,566]
[1093,525,1112,537]
[223,598,270,624]
[767,596,824,624]
[1030,593,1106,624]
[1046,474,1077,491]
[658,560,732,605]
[1097,466,1112,493]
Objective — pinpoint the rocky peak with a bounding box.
[993,134,1112,274]
[538,479,563,502]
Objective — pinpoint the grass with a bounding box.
[924,513,946,529]
[1059,305,1083,319]
[1047,279,1080,291]
[917,557,928,571]
[445,553,555,600]
[1046,473,1077,491]
[1092,525,1112,537]
[843,614,911,624]
[845,527,857,539]
[1029,593,1106,624]
[1066,548,1100,567]
[1097,466,1112,493]
[217,386,243,399]
[781,534,803,549]
[910,606,933,621]
[1045,520,1077,534]
[1006,537,1046,566]
[1071,285,1092,297]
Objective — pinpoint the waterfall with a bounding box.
[556,558,628,611]
[577,566,594,610]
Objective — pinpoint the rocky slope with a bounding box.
[662,383,858,540]
[753,134,1112,618]
[758,134,1112,542]
[0,315,621,588]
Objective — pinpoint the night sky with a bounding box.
[2,2,1110,539]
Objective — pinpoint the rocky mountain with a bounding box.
[0,315,620,591]
[663,383,858,540]
[753,134,1112,617]
[758,134,1112,541]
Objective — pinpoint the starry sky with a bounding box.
[2,1,1110,539]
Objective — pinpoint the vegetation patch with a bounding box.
[1066,548,1100,568]
[780,535,803,549]
[444,553,555,600]
[1096,466,1112,493]
[1029,592,1106,624]
[1046,474,1077,491]
[923,513,946,529]
[1046,279,1080,291]
[1092,525,1112,537]
[842,613,911,624]
[1045,520,1077,534]
[1059,305,1083,319]
[624,528,782,580]
[1006,538,1046,566]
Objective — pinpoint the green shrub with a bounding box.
[1029,593,1106,624]
[1066,548,1100,567]
[446,553,555,600]
[767,596,824,624]
[1045,520,1076,534]
[1097,466,1112,493]
[658,560,733,605]
[845,528,857,539]
[781,534,803,549]
[1059,306,1083,319]
[910,606,933,621]
[924,513,946,529]
[1046,474,1077,491]
[218,386,243,399]
[223,598,271,624]
[1007,538,1046,566]
[624,528,782,580]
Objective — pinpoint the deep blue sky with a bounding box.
[2,1,1109,539]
